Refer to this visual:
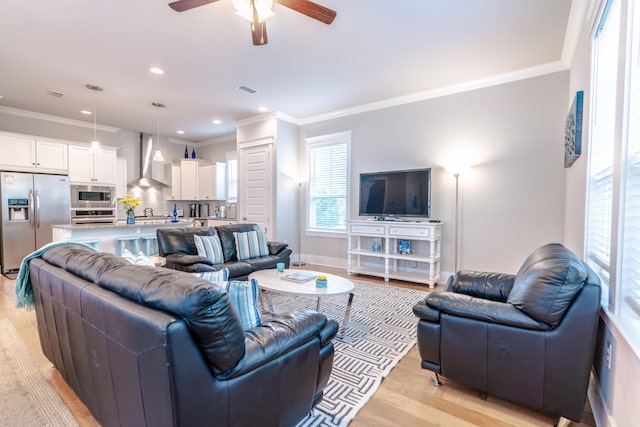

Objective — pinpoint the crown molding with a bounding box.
[298,61,568,125]
[561,0,590,67]
[0,105,121,133]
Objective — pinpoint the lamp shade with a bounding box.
[231,0,274,22]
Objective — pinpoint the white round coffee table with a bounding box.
[249,269,355,335]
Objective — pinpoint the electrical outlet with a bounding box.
[605,341,613,369]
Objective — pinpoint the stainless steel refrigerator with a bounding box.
[0,172,70,275]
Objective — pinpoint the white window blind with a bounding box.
[309,142,348,230]
[620,0,640,316]
[585,0,620,286]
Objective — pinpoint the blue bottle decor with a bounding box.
[171,204,179,222]
[184,145,189,158]
[191,148,196,158]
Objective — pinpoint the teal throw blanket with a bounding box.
[15,241,97,310]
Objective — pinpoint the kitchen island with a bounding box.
[51,220,194,254]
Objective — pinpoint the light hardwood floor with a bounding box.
[0,266,595,427]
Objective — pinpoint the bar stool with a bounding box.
[140,235,158,256]
[115,236,140,256]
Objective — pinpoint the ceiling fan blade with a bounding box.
[276,0,336,24]
[168,0,220,12]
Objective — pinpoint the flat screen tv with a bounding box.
[359,168,431,218]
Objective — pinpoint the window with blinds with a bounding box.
[586,0,640,319]
[585,0,620,288]
[308,140,348,231]
[620,0,640,317]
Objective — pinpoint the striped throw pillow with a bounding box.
[221,278,262,330]
[193,268,229,283]
[233,230,269,260]
[194,234,224,264]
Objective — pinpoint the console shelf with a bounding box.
[347,220,442,288]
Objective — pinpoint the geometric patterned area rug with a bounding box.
[0,319,79,427]
[261,279,429,427]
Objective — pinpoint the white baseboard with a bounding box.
[589,372,617,427]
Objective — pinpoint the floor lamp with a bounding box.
[292,176,307,266]
[445,166,466,273]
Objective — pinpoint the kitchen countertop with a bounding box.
[52,220,192,230]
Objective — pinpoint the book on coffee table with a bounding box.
[281,272,317,283]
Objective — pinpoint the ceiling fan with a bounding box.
[168,0,337,46]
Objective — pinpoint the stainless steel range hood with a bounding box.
[128,133,169,188]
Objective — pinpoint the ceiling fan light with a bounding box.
[254,0,274,22]
[232,0,273,23]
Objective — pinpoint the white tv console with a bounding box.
[347,219,442,288]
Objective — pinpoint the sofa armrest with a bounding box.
[412,298,440,322]
[267,241,289,256]
[166,253,213,267]
[219,310,331,380]
[445,270,516,302]
[425,293,550,330]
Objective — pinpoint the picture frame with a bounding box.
[564,90,584,168]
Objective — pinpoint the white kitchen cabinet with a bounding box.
[68,145,117,185]
[180,159,199,200]
[0,132,67,173]
[164,163,181,200]
[198,162,226,201]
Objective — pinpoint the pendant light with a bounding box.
[86,84,103,154]
[89,106,102,154]
[153,119,165,161]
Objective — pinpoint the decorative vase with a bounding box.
[316,278,327,288]
[126,210,135,225]
[191,148,196,158]
[184,144,189,158]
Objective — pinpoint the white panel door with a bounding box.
[239,143,273,239]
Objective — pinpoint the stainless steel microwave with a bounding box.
[70,185,115,208]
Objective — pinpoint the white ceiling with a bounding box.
[0,0,573,143]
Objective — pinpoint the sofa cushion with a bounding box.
[194,234,224,264]
[234,230,269,260]
[157,227,219,256]
[507,243,587,327]
[96,264,246,374]
[220,278,262,330]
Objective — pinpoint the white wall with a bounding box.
[299,71,569,276]
[563,1,640,425]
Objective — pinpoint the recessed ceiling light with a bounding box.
[47,90,65,98]
[80,110,92,115]
[85,84,103,92]
[213,119,222,125]
[258,106,268,113]
[176,130,184,134]
[150,67,165,75]
[236,85,258,94]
